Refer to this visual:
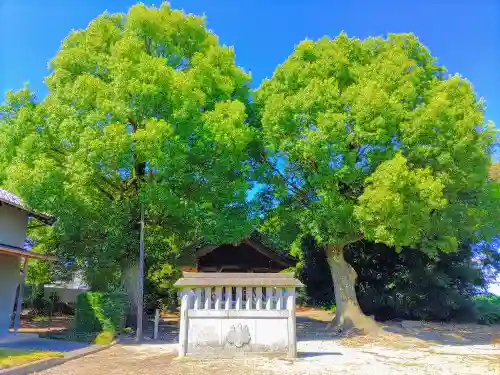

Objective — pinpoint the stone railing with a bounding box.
[174,272,303,358]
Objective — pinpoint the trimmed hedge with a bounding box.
[94,331,115,345]
[75,292,128,334]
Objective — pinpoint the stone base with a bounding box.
[181,310,296,358]
[187,343,287,358]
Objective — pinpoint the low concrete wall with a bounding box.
[175,273,302,358]
[187,310,290,356]
[0,254,21,336]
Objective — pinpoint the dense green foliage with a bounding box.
[0,3,498,328]
[74,292,128,334]
[473,295,500,325]
[297,237,487,321]
[256,31,498,256]
[0,4,256,290]
[255,32,499,327]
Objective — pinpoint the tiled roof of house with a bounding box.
[0,188,22,205]
[0,188,55,224]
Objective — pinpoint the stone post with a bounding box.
[178,294,189,357]
[286,289,297,358]
[153,309,160,340]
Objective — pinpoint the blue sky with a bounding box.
[1,0,499,133]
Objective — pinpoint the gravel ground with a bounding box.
[32,311,500,375]
[32,338,500,375]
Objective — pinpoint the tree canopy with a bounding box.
[0,4,256,289]
[0,5,498,330]
[255,33,499,331]
[297,237,490,322]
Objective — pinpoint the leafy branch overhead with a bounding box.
[255,33,499,331]
[0,4,256,290]
[256,33,498,255]
[0,4,498,331]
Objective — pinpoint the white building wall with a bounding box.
[0,203,29,248]
[0,254,21,335]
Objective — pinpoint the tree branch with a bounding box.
[99,175,122,192]
[325,234,364,254]
[145,36,152,55]
[94,182,114,201]
[128,117,146,182]
[128,117,138,130]
[348,234,364,244]
[45,151,65,167]
[261,156,309,199]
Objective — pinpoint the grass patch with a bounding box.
[0,348,63,369]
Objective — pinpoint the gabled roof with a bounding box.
[195,238,297,268]
[174,272,303,287]
[0,189,55,225]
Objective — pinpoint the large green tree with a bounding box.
[297,237,489,322]
[0,4,255,289]
[256,33,499,332]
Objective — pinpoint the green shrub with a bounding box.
[74,292,128,334]
[93,331,115,345]
[473,295,500,325]
[122,327,134,334]
[313,301,336,312]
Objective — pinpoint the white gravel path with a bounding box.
[253,340,500,375]
[34,313,500,375]
[35,339,500,375]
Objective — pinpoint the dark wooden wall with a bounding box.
[197,243,285,273]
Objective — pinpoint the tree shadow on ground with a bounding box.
[296,316,339,341]
[298,351,342,358]
[296,315,500,347]
[1,336,90,352]
[381,321,500,346]
[140,313,500,348]
[120,320,179,344]
[118,337,178,346]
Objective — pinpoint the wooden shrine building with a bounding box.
[183,238,296,273]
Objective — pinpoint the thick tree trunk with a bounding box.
[325,244,379,334]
